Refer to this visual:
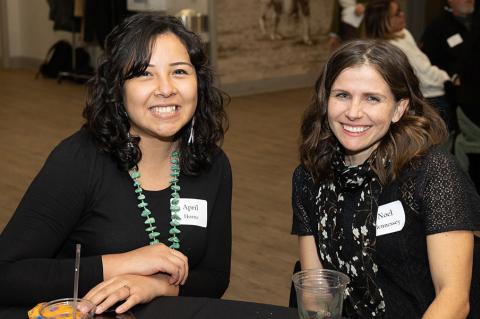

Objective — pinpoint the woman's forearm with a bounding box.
[422,288,470,319]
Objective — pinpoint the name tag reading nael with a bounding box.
[376,200,405,236]
[176,198,208,228]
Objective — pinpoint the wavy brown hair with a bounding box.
[83,14,228,174]
[300,40,447,185]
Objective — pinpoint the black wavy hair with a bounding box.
[83,13,228,174]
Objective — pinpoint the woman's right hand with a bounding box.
[84,273,180,315]
[354,3,365,16]
[102,244,188,285]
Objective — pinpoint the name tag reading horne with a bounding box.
[177,198,208,228]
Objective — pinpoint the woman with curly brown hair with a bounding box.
[291,39,480,318]
[0,13,231,315]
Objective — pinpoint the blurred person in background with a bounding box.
[422,0,480,192]
[328,0,370,50]
[364,0,454,133]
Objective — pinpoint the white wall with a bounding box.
[6,0,72,64]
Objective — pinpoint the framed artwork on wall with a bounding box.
[213,0,333,95]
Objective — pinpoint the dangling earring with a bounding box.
[124,109,134,149]
[187,117,195,145]
[127,132,134,149]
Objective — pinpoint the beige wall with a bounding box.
[5,0,71,68]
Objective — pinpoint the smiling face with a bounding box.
[327,64,408,166]
[124,32,198,143]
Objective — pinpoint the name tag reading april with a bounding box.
[376,200,405,236]
[177,198,207,228]
[447,33,463,48]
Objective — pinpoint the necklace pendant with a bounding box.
[129,150,182,248]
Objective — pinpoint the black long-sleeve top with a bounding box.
[0,129,232,306]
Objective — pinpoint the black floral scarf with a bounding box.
[315,150,386,318]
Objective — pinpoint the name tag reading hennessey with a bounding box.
[376,200,405,236]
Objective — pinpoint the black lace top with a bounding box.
[292,147,480,318]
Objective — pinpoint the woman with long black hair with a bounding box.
[0,13,231,315]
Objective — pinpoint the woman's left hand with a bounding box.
[84,273,179,314]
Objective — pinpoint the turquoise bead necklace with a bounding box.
[129,150,181,249]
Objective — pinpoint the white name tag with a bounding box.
[447,33,463,48]
[376,200,405,236]
[177,198,207,228]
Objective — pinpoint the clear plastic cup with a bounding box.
[39,298,95,319]
[292,269,350,319]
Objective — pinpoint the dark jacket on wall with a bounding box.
[47,0,81,32]
[83,0,129,48]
